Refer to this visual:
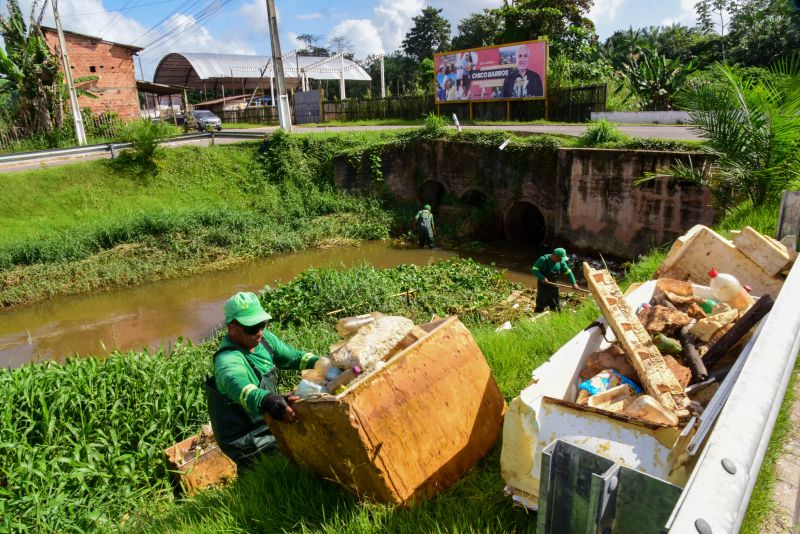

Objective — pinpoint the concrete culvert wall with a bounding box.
[460,189,488,207]
[421,180,447,209]
[504,201,546,244]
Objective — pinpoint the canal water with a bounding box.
[0,241,544,367]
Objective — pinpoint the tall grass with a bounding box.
[0,342,215,533]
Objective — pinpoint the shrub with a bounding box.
[116,120,177,173]
[578,119,627,146]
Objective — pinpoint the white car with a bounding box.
[192,110,222,131]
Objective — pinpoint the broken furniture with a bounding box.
[266,316,506,505]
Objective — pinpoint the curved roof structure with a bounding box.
[153,52,370,91]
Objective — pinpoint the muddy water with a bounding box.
[0,241,543,367]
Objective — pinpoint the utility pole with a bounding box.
[265,0,292,131]
[52,0,87,145]
[380,55,385,98]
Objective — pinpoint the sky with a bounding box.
[4,0,700,79]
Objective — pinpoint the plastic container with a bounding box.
[622,395,679,426]
[587,383,635,412]
[300,356,332,382]
[707,268,753,312]
[336,312,384,337]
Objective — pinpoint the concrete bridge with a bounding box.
[334,140,715,258]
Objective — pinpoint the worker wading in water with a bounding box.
[205,292,319,470]
[531,247,579,312]
[413,204,435,249]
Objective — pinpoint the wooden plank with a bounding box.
[777,191,800,248]
[582,263,691,421]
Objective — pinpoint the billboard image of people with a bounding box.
[434,40,547,103]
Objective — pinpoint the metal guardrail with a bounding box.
[667,258,800,532]
[0,131,266,165]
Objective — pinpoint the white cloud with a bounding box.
[663,0,697,26]
[589,0,627,23]
[286,31,304,50]
[238,0,269,40]
[297,12,322,20]
[328,19,384,58]
[9,0,255,79]
[373,0,425,54]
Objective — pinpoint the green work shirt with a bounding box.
[214,331,317,419]
[531,253,577,285]
[415,209,434,231]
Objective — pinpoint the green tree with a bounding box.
[417,58,435,94]
[727,0,800,66]
[493,0,597,57]
[0,0,65,136]
[620,50,697,110]
[649,58,800,208]
[401,7,452,63]
[694,0,737,60]
[295,34,330,56]
[451,10,504,50]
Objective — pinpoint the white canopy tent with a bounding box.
[153,52,371,103]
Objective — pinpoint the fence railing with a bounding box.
[219,86,606,126]
[1,85,607,153]
[0,113,124,154]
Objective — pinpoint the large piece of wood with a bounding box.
[703,294,774,369]
[266,316,506,506]
[583,263,691,420]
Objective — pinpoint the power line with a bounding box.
[129,0,197,46]
[99,0,139,35]
[141,0,234,50]
[60,0,179,19]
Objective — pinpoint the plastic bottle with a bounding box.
[336,312,385,337]
[707,268,753,312]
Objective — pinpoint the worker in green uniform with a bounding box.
[531,248,579,312]
[413,204,435,249]
[205,291,319,470]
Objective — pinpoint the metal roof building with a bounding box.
[153,52,371,94]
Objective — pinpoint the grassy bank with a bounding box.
[0,132,400,308]
[0,121,712,309]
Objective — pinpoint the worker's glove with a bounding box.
[261,393,290,421]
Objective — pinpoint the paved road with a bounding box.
[238,123,701,140]
[0,123,701,174]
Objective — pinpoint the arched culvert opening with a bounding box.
[420,180,446,209]
[460,189,488,208]
[504,201,546,244]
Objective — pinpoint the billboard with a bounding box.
[433,40,547,103]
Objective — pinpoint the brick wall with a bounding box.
[44,30,140,120]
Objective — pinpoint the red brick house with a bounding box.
[42,27,143,120]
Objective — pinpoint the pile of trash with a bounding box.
[293,312,423,398]
[576,267,770,427]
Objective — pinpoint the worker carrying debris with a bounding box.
[413,204,436,249]
[205,292,320,470]
[531,247,579,312]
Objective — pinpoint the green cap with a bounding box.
[554,247,567,259]
[424,204,431,210]
[224,292,271,326]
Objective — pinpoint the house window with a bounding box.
[89,66,96,73]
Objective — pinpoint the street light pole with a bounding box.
[265,0,292,132]
[52,0,87,145]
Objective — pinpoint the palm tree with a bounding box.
[642,58,800,209]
